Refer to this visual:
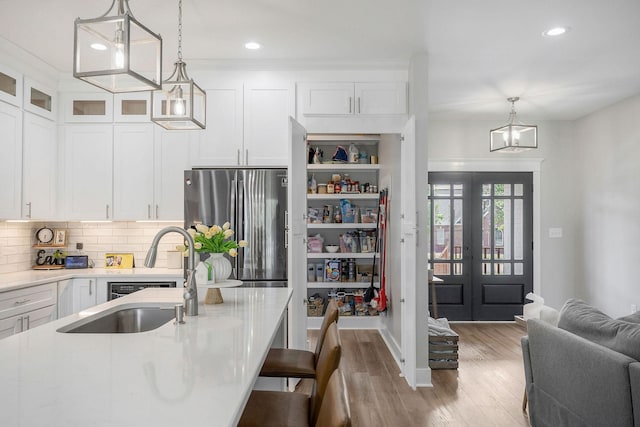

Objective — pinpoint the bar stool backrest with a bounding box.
[314,299,339,362]
[309,322,342,425]
[314,369,351,427]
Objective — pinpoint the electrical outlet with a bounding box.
[76,242,83,250]
[631,304,638,314]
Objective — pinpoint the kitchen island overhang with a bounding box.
[0,287,292,427]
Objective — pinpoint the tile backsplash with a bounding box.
[0,222,184,274]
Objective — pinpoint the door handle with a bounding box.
[26,202,32,218]
[106,204,110,219]
[155,204,159,219]
[148,204,151,219]
[89,280,93,296]
[237,149,241,166]
[348,97,352,113]
[14,298,30,306]
[357,97,361,114]
[245,149,249,165]
[24,315,30,331]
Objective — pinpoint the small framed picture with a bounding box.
[105,253,135,269]
[54,229,67,246]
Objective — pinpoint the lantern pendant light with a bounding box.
[74,0,162,93]
[490,97,538,152]
[151,0,206,130]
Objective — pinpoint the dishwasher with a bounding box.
[107,281,177,300]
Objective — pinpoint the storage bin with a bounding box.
[428,334,459,369]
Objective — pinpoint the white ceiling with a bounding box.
[1,0,639,120]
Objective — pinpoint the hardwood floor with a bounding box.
[308,322,531,427]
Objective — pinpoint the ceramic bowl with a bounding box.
[325,245,340,253]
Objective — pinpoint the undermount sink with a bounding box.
[58,306,176,334]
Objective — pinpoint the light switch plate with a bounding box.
[548,227,563,238]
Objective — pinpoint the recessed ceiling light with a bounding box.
[542,27,569,37]
[90,43,108,51]
[244,42,261,50]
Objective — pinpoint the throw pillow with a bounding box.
[558,298,640,361]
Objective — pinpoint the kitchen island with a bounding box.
[0,287,292,427]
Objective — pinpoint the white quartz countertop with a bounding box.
[0,268,184,292]
[0,287,293,427]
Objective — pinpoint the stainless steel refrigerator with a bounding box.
[184,168,288,287]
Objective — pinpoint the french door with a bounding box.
[427,172,533,320]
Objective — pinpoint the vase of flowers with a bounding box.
[178,222,248,283]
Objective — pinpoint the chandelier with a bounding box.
[490,97,538,152]
[74,0,162,93]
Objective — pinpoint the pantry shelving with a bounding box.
[305,133,382,327]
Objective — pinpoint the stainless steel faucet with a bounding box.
[144,226,198,316]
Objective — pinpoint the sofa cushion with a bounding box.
[618,311,640,324]
[558,299,640,361]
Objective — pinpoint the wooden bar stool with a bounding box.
[239,322,344,427]
[260,299,339,378]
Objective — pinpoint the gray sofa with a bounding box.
[521,299,640,427]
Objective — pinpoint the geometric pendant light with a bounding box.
[73,0,162,93]
[490,97,538,153]
[151,0,206,130]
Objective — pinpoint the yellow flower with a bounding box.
[204,231,213,239]
[222,222,231,230]
[194,242,203,250]
[187,228,196,237]
[223,229,234,239]
[195,224,209,233]
[238,240,248,247]
[210,225,222,235]
[229,248,237,257]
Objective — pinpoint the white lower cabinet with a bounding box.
[57,278,98,318]
[0,282,57,339]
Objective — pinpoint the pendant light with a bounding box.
[151,0,206,130]
[74,0,162,93]
[490,97,538,152]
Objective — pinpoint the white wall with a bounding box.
[427,119,580,311]
[574,94,640,317]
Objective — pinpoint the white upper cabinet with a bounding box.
[23,78,56,121]
[0,102,22,219]
[191,85,244,166]
[112,124,154,220]
[22,112,57,220]
[114,92,150,123]
[192,82,294,167]
[0,63,23,107]
[62,124,113,220]
[298,82,407,116]
[154,128,191,221]
[61,92,113,123]
[243,83,295,166]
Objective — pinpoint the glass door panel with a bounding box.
[429,172,533,320]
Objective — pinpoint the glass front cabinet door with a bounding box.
[0,63,23,107]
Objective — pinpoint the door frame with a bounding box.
[428,159,543,296]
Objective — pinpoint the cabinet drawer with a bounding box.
[0,283,57,320]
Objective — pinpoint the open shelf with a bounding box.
[307,164,380,171]
[307,223,376,229]
[307,315,381,329]
[308,193,379,200]
[307,281,379,289]
[307,252,377,259]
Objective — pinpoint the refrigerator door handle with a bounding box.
[284,210,289,249]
